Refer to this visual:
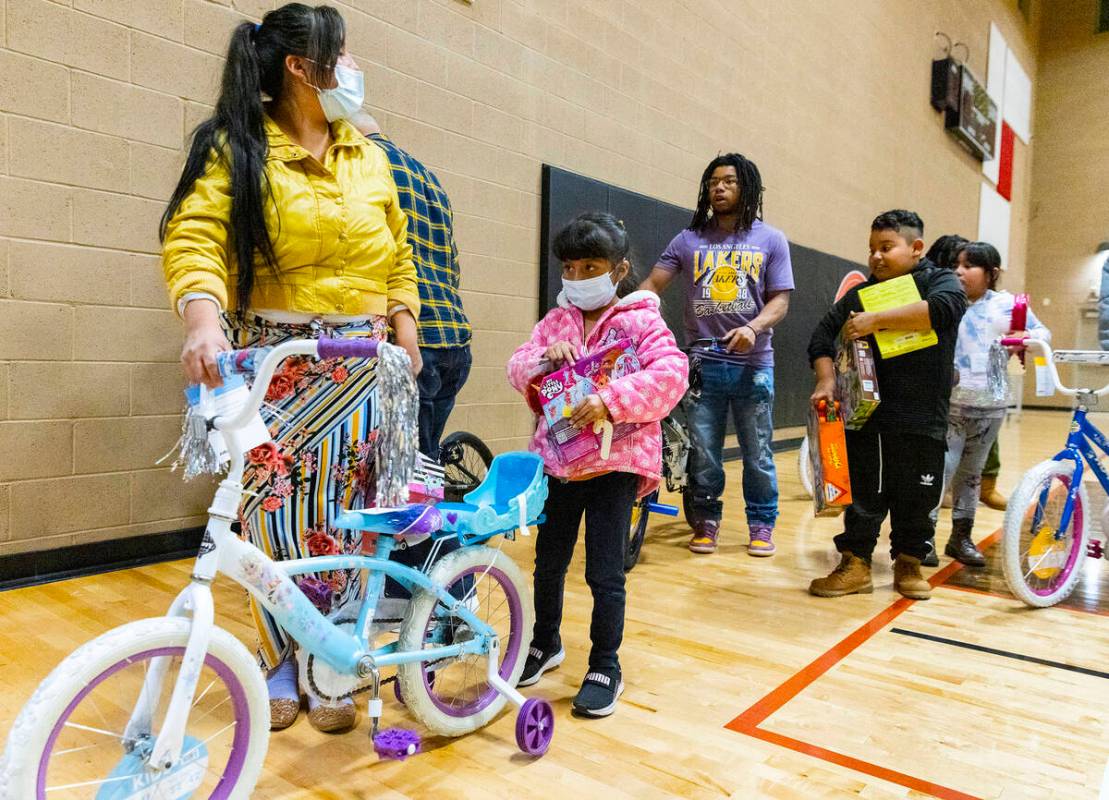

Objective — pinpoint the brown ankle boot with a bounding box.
[980,476,1007,510]
[809,551,873,597]
[893,554,931,600]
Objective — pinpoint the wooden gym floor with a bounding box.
[1,409,1106,799]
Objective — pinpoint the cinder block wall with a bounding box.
[0,0,1036,555]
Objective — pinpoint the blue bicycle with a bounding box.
[1,337,554,799]
[1001,338,1108,607]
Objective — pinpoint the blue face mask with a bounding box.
[314,64,364,122]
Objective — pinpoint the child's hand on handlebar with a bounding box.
[544,341,579,368]
[570,394,609,429]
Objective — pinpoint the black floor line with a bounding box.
[889,628,1109,680]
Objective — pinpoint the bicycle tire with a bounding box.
[1001,459,1089,608]
[1,617,269,800]
[798,436,814,499]
[396,546,531,737]
[625,491,654,571]
[439,431,494,502]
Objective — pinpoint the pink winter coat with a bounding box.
[507,290,689,498]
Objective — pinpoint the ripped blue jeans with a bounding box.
[686,360,779,527]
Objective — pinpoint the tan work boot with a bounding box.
[893,554,931,600]
[809,551,873,597]
[980,476,1007,510]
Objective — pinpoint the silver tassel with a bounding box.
[165,403,223,480]
[374,343,419,508]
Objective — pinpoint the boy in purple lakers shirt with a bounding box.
[642,153,794,557]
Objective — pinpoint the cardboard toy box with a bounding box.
[530,339,642,466]
[808,401,853,517]
[835,329,880,430]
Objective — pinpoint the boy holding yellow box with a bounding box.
[806,210,967,600]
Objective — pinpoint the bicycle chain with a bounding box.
[303,616,403,704]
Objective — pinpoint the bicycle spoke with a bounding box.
[54,743,101,756]
[46,773,137,792]
[187,692,232,728]
[192,679,217,709]
[62,721,126,740]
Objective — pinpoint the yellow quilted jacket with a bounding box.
[162,116,419,319]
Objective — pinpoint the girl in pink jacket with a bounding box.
[508,213,688,717]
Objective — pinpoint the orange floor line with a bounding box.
[743,727,983,800]
[724,530,1001,799]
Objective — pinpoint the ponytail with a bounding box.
[160,4,345,312]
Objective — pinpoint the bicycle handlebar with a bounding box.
[686,337,731,356]
[212,337,387,433]
[999,337,1109,399]
[215,337,379,378]
[316,336,380,360]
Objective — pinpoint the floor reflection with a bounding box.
[945,538,1108,614]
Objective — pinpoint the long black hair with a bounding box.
[958,241,1003,289]
[688,153,764,234]
[159,4,346,311]
[552,212,638,297]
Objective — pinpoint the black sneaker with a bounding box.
[571,668,624,718]
[921,538,940,568]
[517,642,565,687]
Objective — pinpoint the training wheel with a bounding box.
[373,727,421,760]
[515,698,554,756]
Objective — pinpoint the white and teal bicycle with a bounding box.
[0,336,554,799]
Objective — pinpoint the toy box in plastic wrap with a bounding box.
[531,339,642,466]
[808,401,852,517]
[835,329,880,430]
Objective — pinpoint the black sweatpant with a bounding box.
[833,429,945,562]
[532,471,638,672]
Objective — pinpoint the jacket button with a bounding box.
[338,232,347,241]
[337,304,345,312]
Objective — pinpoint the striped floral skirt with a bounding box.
[228,313,389,670]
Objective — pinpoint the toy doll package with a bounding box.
[531,338,642,466]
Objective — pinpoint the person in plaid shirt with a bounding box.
[350,113,473,600]
[352,112,473,457]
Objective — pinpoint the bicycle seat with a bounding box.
[332,503,442,539]
[436,452,548,543]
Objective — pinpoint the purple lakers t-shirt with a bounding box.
[657,220,794,367]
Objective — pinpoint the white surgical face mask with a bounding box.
[314,64,364,122]
[563,272,618,311]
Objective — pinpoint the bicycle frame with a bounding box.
[1046,409,1109,539]
[131,339,517,771]
[1004,338,1109,548]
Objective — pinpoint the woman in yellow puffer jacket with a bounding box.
[160,3,419,735]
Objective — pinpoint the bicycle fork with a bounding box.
[122,580,215,772]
